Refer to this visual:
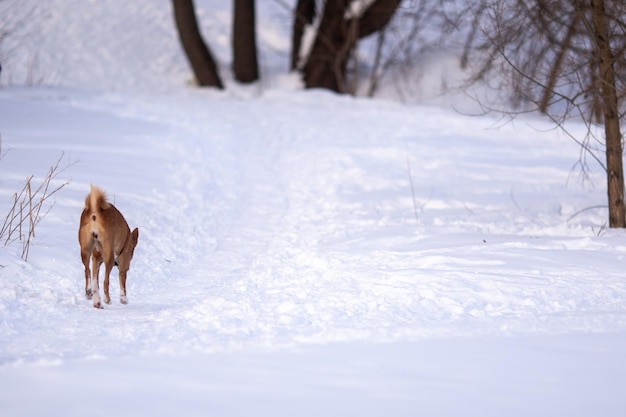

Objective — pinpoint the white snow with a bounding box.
[1,1,626,416]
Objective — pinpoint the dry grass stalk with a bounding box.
[0,153,70,261]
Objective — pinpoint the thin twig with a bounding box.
[406,156,420,226]
[567,205,607,222]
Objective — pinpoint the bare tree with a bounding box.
[465,0,626,227]
[172,0,223,88]
[233,0,259,83]
[300,0,401,93]
[590,0,625,227]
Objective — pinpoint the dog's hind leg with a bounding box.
[91,252,104,309]
[81,249,92,299]
[103,262,113,305]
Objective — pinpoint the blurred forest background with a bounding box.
[1,0,626,227]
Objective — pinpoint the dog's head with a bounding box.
[118,227,139,272]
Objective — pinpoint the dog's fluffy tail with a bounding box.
[85,185,110,216]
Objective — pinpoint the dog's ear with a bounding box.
[131,228,139,245]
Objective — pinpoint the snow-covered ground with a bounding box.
[1,1,626,416]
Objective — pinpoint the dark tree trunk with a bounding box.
[591,0,625,227]
[303,0,351,92]
[172,0,223,88]
[357,0,401,38]
[291,0,316,71]
[302,0,401,93]
[233,0,259,83]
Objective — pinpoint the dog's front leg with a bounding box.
[91,254,103,309]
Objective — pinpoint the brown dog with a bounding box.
[78,185,139,309]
